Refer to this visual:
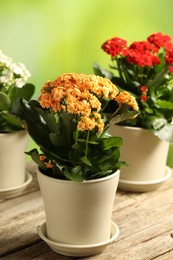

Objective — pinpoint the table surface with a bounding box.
[1,162,173,260]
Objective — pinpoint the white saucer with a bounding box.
[38,221,119,257]
[0,172,32,199]
[118,166,172,192]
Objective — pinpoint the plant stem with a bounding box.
[85,131,90,157]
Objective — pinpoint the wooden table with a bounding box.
[1,162,173,260]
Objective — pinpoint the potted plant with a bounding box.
[94,32,173,192]
[12,72,138,256]
[0,50,35,198]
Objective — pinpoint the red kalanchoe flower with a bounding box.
[127,50,160,67]
[140,95,148,102]
[140,86,148,102]
[127,41,160,67]
[140,85,148,93]
[168,65,173,73]
[101,37,128,57]
[165,50,173,64]
[129,41,155,53]
[98,32,173,142]
[147,32,172,51]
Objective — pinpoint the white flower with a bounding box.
[15,78,26,88]
[0,50,12,67]
[10,62,31,81]
[0,71,13,84]
[0,50,31,89]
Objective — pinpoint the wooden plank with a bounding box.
[153,250,173,259]
[0,191,45,256]
[0,164,173,259]
[0,242,71,260]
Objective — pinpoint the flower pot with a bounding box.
[0,130,29,190]
[108,125,171,192]
[37,168,120,256]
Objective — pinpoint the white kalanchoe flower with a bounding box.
[0,50,12,67]
[15,78,26,88]
[0,50,31,88]
[10,62,31,81]
[0,71,13,84]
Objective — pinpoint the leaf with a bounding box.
[69,149,82,164]
[93,63,114,79]
[155,99,173,109]
[93,148,120,172]
[152,118,167,130]
[25,149,47,169]
[0,92,11,111]
[36,108,59,133]
[81,156,92,166]
[106,104,139,125]
[9,83,35,102]
[63,166,84,182]
[153,124,173,142]
[101,136,123,150]
[11,99,53,148]
[2,112,23,130]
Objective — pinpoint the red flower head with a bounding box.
[147,32,173,52]
[140,86,148,93]
[168,66,173,73]
[140,95,148,102]
[127,41,160,67]
[101,37,128,57]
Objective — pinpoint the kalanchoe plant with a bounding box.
[12,73,138,182]
[94,32,173,142]
[0,50,35,132]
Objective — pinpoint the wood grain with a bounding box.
[0,162,173,260]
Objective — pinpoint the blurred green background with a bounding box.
[0,0,172,167]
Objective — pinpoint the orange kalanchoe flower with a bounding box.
[116,91,139,111]
[38,73,138,133]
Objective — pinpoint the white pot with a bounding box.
[37,168,120,245]
[108,125,170,182]
[0,130,28,189]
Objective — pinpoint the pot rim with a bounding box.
[115,125,149,132]
[0,129,27,137]
[37,167,120,185]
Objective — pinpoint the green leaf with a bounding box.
[155,99,173,109]
[36,108,58,133]
[93,148,120,172]
[101,136,123,150]
[153,124,173,142]
[63,166,84,182]
[152,118,167,130]
[81,156,92,166]
[93,63,114,79]
[69,149,82,164]
[9,83,35,102]
[25,149,47,169]
[0,92,11,111]
[106,104,139,125]
[11,99,53,148]
[2,112,23,129]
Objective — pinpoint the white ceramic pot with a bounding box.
[37,168,120,245]
[0,130,28,189]
[108,125,170,184]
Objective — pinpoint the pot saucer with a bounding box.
[118,166,172,192]
[0,172,32,199]
[37,221,119,257]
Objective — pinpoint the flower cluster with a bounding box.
[13,73,138,181]
[0,50,31,89]
[38,73,138,133]
[94,32,173,142]
[0,50,35,132]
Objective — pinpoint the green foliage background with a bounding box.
[0,0,173,167]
